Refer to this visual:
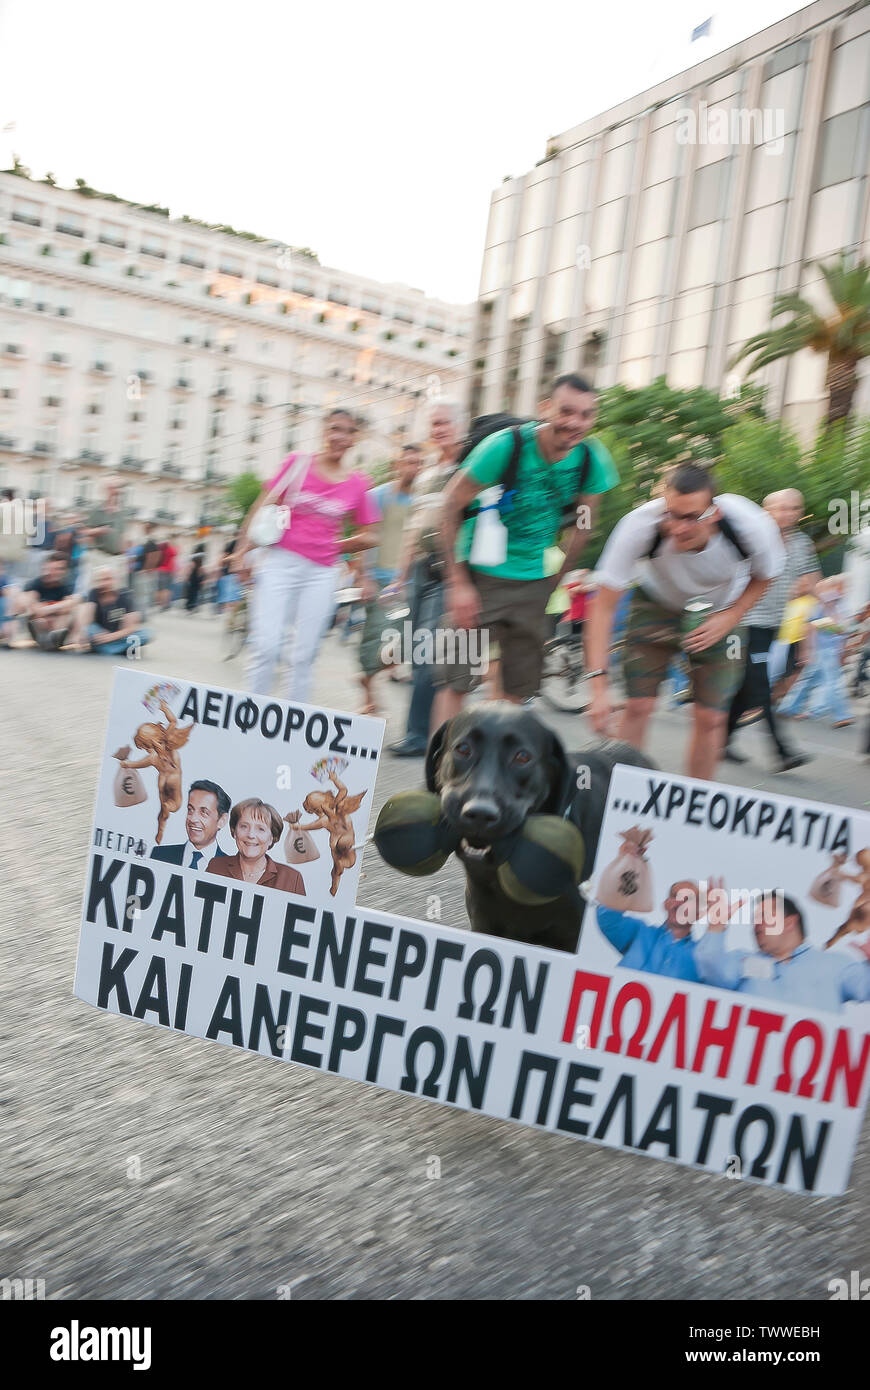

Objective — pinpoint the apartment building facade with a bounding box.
[0,173,471,529]
[470,0,870,438]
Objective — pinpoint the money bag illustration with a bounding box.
[112,746,148,808]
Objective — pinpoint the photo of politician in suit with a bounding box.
[150,780,232,868]
[206,798,305,895]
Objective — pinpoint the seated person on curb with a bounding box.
[69,566,151,654]
[10,552,80,649]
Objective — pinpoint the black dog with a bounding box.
[426,702,656,953]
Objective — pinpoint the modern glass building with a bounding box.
[470,0,870,439]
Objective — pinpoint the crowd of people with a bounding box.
[1,381,869,768]
[0,481,238,653]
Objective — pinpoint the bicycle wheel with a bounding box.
[540,638,589,714]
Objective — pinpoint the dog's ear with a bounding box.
[424,721,450,793]
[539,725,575,815]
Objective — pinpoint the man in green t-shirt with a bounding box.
[437,374,619,714]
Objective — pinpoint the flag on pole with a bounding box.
[691,16,713,41]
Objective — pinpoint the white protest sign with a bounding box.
[74,682,870,1195]
[89,669,384,904]
[573,765,870,1194]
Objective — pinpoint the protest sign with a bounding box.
[83,669,383,903]
[74,675,870,1195]
[573,765,870,1194]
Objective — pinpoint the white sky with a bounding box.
[0,0,810,304]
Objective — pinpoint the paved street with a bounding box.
[2,606,869,1300]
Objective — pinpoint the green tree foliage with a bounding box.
[596,377,763,496]
[730,254,870,425]
[225,470,263,522]
[715,417,870,554]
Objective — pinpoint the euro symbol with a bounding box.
[123,777,135,795]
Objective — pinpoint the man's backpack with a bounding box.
[645,512,750,560]
[458,415,591,527]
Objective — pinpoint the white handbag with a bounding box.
[249,454,311,547]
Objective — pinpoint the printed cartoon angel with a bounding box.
[120,698,194,845]
[290,767,367,896]
[826,847,870,950]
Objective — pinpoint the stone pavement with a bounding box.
[1,605,869,1299]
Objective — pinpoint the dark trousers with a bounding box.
[727,625,793,759]
[404,562,441,746]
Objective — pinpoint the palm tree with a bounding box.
[730,253,870,426]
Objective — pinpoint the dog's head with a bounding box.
[425,702,573,865]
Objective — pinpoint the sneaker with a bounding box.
[774,753,812,773]
[722,745,748,764]
[387,739,428,758]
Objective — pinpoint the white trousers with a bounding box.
[245,546,337,702]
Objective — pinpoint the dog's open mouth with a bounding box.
[459,838,493,862]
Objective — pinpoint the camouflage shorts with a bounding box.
[623,588,745,711]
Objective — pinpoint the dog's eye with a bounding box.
[513,749,532,766]
[454,740,472,758]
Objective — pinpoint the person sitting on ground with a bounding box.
[9,552,80,650]
[68,566,152,655]
[206,797,305,894]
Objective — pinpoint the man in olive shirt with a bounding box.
[438,374,619,714]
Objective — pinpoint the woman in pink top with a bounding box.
[234,409,379,701]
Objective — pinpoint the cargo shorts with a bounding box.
[623,587,745,711]
[431,571,552,702]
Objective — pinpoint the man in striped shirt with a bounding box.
[724,489,820,772]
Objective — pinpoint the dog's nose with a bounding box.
[460,798,501,831]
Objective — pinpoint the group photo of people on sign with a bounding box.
[591,823,870,1015]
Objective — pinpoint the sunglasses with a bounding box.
[661,504,717,525]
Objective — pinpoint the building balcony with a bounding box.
[11,211,41,226]
[33,441,55,455]
[119,456,146,472]
[75,449,106,467]
[3,344,25,357]
[134,369,153,383]
[204,468,227,484]
[45,352,69,366]
[98,234,126,249]
[154,509,177,522]
[55,223,85,238]
[89,361,111,374]
[173,378,192,390]
[141,247,167,259]
[180,255,206,269]
[212,386,230,398]
[159,463,184,478]
[0,434,18,450]
[250,393,268,407]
